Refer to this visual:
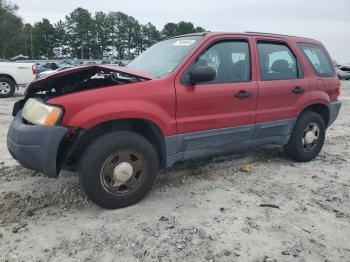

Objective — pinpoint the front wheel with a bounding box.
[284,111,325,162]
[79,131,159,209]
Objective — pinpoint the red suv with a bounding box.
[7,32,341,208]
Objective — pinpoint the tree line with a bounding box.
[0,0,206,60]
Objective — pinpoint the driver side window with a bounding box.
[193,40,251,83]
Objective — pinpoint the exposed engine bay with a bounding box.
[12,65,153,116]
[27,68,147,98]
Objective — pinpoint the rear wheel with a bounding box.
[79,131,159,209]
[0,77,15,98]
[284,111,325,162]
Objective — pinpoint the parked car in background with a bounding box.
[43,62,59,70]
[114,60,125,66]
[36,66,73,78]
[10,54,29,61]
[340,65,350,71]
[101,60,125,66]
[35,63,49,74]
[59,59,71,66]
[336,67,350,80]
[0,62,36,97]
[7,32,341,208]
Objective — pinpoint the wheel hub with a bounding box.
[113,162,133,186]
[0,82,11,95]
[304,131,317,144]
[302,122,320,151]
[100,151,145,195]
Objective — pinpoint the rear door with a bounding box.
[253,38,309,136]
[175,36,258,151]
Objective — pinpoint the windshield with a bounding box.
[127,36,203,78]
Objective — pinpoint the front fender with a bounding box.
[62,100,176,136]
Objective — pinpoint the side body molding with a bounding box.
[165,118,296,167]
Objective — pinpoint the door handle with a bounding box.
[235,90,251,99]
[292,86,304,94]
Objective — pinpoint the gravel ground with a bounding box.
[0,83,349,262]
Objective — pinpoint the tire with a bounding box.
[284,111,325,162]
[79,131,159,209]
[0,77,16,98]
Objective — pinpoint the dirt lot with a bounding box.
[0,82,349,262]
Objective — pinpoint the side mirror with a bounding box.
[189,66,216,84]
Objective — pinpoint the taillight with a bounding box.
[32,64,36,75]
[337,79,341,97]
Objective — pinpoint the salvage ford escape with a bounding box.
[7,32,341,209]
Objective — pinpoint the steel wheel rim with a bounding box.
[302,122,320,151]
[0,82,11,95]
[100,150,146,195]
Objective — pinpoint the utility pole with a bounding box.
[30,27,34,59]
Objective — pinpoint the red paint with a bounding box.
[31,64,36,76]
[47,32,339,137]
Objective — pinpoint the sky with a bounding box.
[12,0,350,64]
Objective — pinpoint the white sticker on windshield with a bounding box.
[173,40,196,46]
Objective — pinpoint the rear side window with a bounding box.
[299,43,335,77]
[257,42,299,81]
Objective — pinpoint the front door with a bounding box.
[175,37,258,152]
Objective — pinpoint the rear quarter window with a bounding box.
[298,43,335,77]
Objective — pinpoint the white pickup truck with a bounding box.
[0,62,36,98]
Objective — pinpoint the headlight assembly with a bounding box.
[21,98,63,126]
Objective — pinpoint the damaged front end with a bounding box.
[8,65,154,177]
[13,64,154,116]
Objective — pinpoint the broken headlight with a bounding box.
[21,98,63,126]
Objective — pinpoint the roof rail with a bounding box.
[245,31,315,41]
[245,31,297,37]
[161,32,209,41]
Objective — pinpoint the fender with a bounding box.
[47,77,177,136]
[65,99,176,136]
[0,73,17,85]
[297,97,330,116]
[310,89,331,104]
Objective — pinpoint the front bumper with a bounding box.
[327,101,342,127]
[7,113,68,177]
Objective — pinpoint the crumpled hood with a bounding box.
[26,64,155,93]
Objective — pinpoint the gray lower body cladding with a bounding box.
[165,100,342,167]
[165,118,296,167]
[7,113,68,177]
[327,101,341,127]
